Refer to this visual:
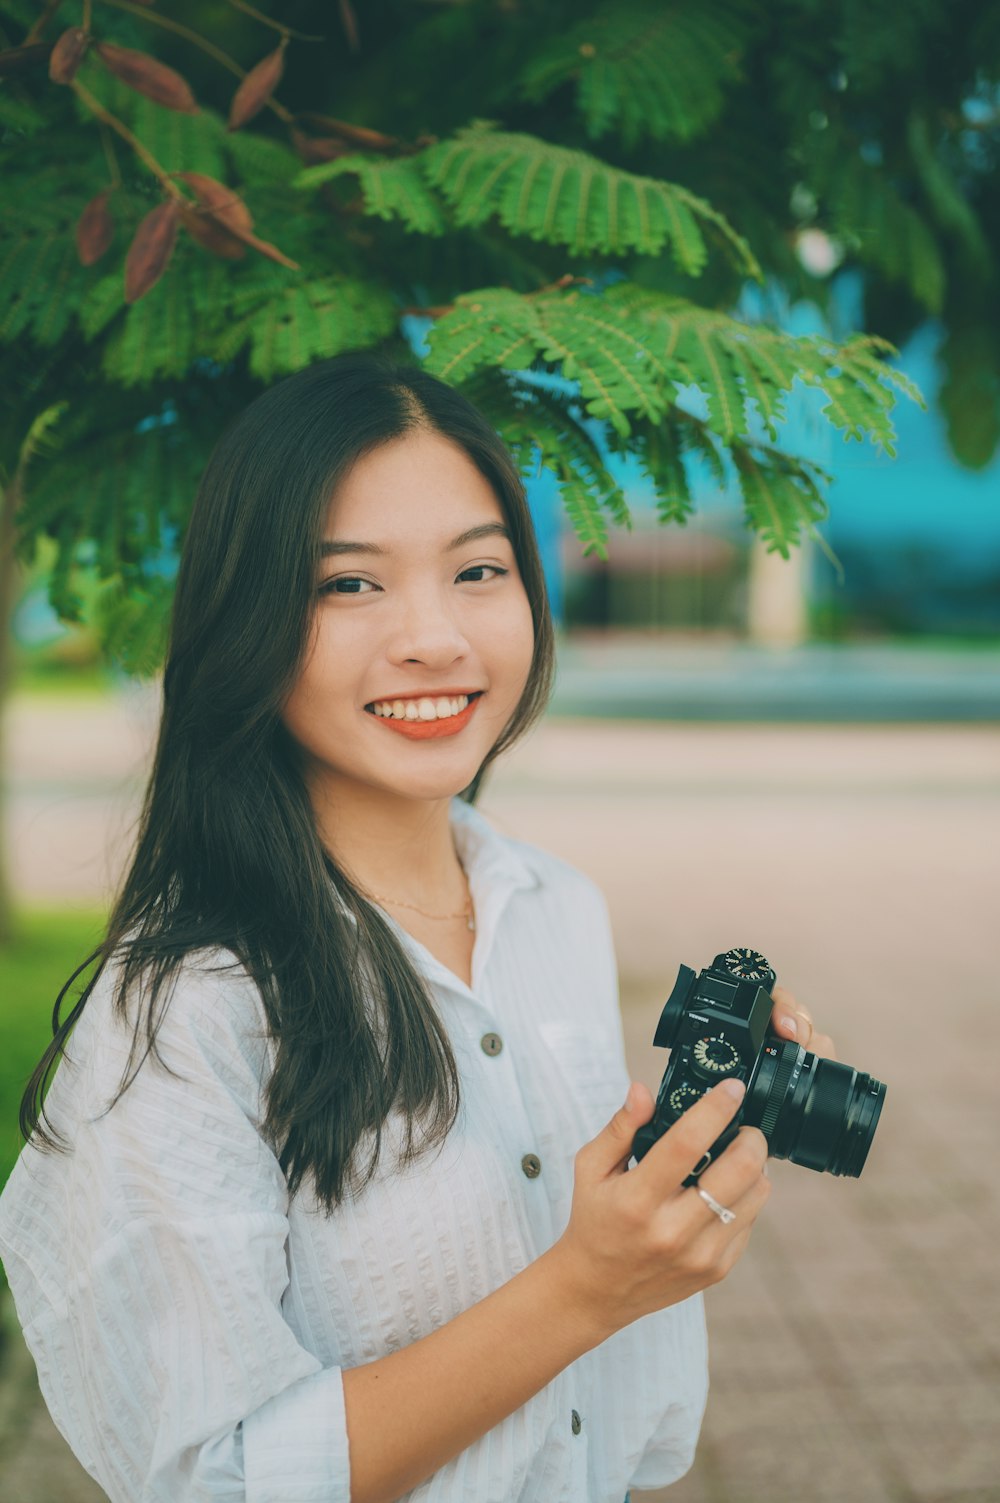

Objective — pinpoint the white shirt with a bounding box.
[0,797,708,1502]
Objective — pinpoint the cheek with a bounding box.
[278,620,349,742]
[508,592,538,681]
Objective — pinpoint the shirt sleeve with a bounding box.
[0,953,352,1503]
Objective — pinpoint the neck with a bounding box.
[306,777,467,908]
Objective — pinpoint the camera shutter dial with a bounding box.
[693,1034,742,1075]
[668,1082,704,1115]
[721,947,772,982]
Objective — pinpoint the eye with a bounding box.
[319,576,379,596]
[458,565,508,583]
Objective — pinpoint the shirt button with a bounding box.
[571,1409,582,1435]
[480,1032,503,1056]
[521,1153,542,1179]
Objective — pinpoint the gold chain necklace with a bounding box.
[368,874,476,932]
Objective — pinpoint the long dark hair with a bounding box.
[20,353,555,1211]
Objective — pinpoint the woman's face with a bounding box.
[280,426,536,809]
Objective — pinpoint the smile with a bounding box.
[363,692,484,740]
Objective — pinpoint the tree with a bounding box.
[0,0,994,936]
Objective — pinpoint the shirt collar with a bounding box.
[447,796,538,897]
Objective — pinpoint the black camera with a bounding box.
[631,947,886,1182]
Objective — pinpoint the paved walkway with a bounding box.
[2,689,998,1501]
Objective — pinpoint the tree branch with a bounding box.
[73,79,178,194]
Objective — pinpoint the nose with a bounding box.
[385,584,473,668]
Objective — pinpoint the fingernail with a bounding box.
[721,1077,746,1101]
[779,1016,797,1038]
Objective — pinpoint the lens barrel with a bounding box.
[746,1040,886,1177]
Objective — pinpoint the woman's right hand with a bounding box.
[553,1078,771,1340]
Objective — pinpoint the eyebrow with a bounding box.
[319,522,512,558]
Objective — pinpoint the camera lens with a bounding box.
[746,1041,886,1177]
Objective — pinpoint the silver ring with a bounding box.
[695,1186,736,1225]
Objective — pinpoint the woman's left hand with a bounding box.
[769,984,837,1060]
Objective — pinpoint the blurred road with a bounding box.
[2,685,999,1501]
[549,636,1000,721]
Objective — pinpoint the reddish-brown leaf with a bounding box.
[49,27,89,84]
[173,172,298,269]
[124,198,180,303]
[237,231,299,270]
[179,204,247,260]
[291,130,349,166]
[95,42,198,114]
[296,112,399,152]
[175,172,254,234]
[76,190,115,266]
[338,0,361,54]
[228,41,286,131]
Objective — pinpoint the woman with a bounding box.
[0,353,830,1503]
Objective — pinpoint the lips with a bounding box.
[366,692,484,740]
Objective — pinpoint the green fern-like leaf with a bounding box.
[623,416,696,526]
[79,272,127,341]
[295,154,448,236]
[427,282,918,452]
[421,123,760,278]
[731,445,831,558]
[939,321,1000,470]
[0,197,90,347]
[529,387,633,532]
[213,271,398,380]
[132,98,227,179]
[92,574,173,677]
[826,154,946,313]
[454,368,626,557]
[426,285,676,437]
[223,126,302,187]
[520,0,749,150]
[601,285,794,441]
[100,245,218,386]
[20,385,223,627]
[0,91,46,135]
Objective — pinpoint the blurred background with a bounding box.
[2,0,999,1499]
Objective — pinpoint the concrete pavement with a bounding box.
[2,687,998,1501]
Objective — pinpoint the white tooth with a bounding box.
[417,697,436,721]
[406,701,421,720]
[392,700,406,718]
[457,695,468,711]
[434,698,452,717]
[378,703,391,716]
[449,698,460,716]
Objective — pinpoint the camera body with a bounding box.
[630,946,886,1182]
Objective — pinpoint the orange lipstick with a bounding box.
[367,694,483,740]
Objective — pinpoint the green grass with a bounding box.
[0,907,108,1199]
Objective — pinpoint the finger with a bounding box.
[772,1005,814,1047]
[687,1154,771,1235]
[686,1124,768,1220]
[582,1081,656,1180]
[703,1178,772,1277]
[632,1078,747,1201]
[809,1031,837,1061]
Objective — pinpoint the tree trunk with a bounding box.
[0,472,22,945]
